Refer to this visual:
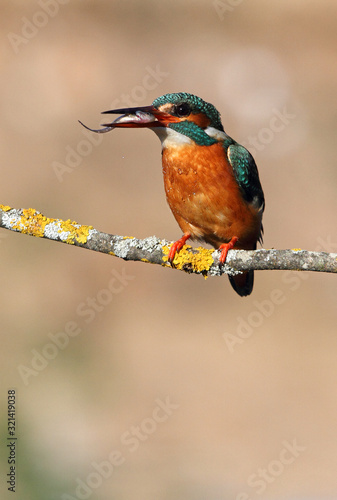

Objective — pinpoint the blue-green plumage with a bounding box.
[226,143,264,246]
[227,143,265,213]
[153,92,224,131]
[169,121,217,146]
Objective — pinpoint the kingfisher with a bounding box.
[80,92,265,296]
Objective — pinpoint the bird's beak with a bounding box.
[79,105,179,134]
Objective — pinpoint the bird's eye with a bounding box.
[175,103,191,117]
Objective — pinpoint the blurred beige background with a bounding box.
[1,1,337,499]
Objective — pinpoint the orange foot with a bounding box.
[168,232,191,264]
[219,236,239,264]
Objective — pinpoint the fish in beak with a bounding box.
[79,105,179,134]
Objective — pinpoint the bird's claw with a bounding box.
[218,236,239,265]
[167,233,191,265]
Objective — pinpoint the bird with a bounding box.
[79,92,265,296]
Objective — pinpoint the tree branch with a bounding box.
[1,204,336,276]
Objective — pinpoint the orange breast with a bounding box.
[162,142,261,250]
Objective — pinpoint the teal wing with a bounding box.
[227,143,265,211]
[226,142,265,243]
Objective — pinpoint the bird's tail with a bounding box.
[227,239,257,296]
[228,270,254,297]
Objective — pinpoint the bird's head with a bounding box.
[79,92,226,147]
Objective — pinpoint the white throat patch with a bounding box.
[152,127,193,149]
[204,126,227,141]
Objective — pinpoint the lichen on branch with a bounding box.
[1,204,337,276]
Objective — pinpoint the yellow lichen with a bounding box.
[60,219,93,245]
[162,245,171,263]
[53,219,93,245]
[6,208,93,244]
[0,204,12,212]
[12,208,48,238]
[162,244,214,275]
[292,248,302,251]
